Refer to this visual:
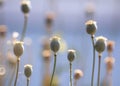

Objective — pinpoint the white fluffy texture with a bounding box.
[50,36,61,41]
[104,57,115,64]
[85,20,97,29]
[24,64,33,71]
[21,0,31,8]
[74,69,83,77]
[68,49,76,53]
[95,36,107,41]
[12,32,19,38]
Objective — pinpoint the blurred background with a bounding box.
[0,0,120,86]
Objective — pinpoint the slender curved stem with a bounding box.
[14,58,20,86]
[20,15,28,41]
[50,53,57,86]
[27,78,30,86]
[97,54,101,86]
[91,35,95,86]
[70,62,72,86]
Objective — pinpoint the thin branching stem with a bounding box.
[97,54,101,86]
[50,53,57,86]
[91,35,96,86]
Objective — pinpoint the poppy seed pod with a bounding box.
[95,36,107,53]
[50,36,60,53]
[74,69,83,80]
[21,0,31,14]
[13,41,24,57]
[67,49,76,62]
[85,20,97,35]
[24,64,32,78]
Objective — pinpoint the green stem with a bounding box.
[91,35,95,86]
[50,53,57,86]
[27,78,30,86]
[70,62,72,86]
[14,58,20,86]
[20,15,28,41]
[97,54,101,86]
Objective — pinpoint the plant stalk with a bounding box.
[50,53,57,86]
[97,54,101,86]
[91,35,96,86]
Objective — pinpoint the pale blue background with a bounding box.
[0,0,120,86]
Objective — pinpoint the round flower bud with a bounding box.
[67,49,76,62]
[107,41,115,53]
[50,36,60,53]
[95,36,107,53]
[21,0,31,14]
[13,41,24,57]
[74,69,83,80]
[104,57,115,73]
[85,20,97,35]
[24,64,32,78]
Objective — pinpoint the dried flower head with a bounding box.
[21,0,31,14]
[0,25,7,37]
[50,36,60,53]
[95,36,107,54]
[105,57,115,73]
[107,41,115,53]
[85,20,97,35]
[74,69,83,80]
[24,64,33,78]
[13,41,24,57]
[67,49,76,62]
[42,50,51,61]
[46,11,55,27]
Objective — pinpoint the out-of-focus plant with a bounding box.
[85,20,97,86]
[73,69,83,86]
[13,41,24,86]
[50,36,60,86]
[103,40,115,86]
[24,64,33,86]
[95,36,107,86]
[67,49,76,86]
